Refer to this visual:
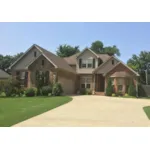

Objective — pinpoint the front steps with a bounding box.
[94,92,105,96]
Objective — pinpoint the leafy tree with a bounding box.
[90,41,104,53]
[104,45,120,56]
[56,44,80,57]
[105,78,113,96]
[90,40,120,56]
[0,52,24,72]
[127,51,150,84]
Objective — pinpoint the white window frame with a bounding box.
[81,58,93,68]
[117,78,124,92]
[80,77,92,89]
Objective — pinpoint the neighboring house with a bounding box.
[9,44,139,95]
[0,69,10,80]
[64,48,139,95]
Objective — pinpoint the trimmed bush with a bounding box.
[41,86,52,96]
[128,81,136,96]
[80,89,86,95]
[52,83,63,96]
[124,93,129,97]
[0,92,6,97]
[112,93,116,97]
[86,89,92,95]
[105,78,113,96]
[25,88,37,97]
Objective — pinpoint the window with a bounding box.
[34,51,37,57]
[112,60,114,65]
[86,84,91,89]
[80,76,92,89]
[82,59,86,68]
[81,84,85,88]
[20,71,25,79]
[111,78,114,85]
[117,78,124,92]
[118,85,123,92]
[81,58,93,68]
[42,60,44,66]
[87,59,93,68]
[117,78,124,85]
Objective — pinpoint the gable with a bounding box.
[105,63,139,77]
[77,49,97,60]
[28,55,55,71]
[95,57,119,74]
[11,46,42,70]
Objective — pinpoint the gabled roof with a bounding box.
[76,48,98,58]
[64,50,110,65]
[9,44,76,74]
[104,62,139,76]
[35,45,76,73]
[93,56,115,73]
[0,69,10,79]
[64,53,80,65]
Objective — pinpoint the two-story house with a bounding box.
[9,44,139,95]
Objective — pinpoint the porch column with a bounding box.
[93,74,95,94]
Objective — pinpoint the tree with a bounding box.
[90,40,121,56]
[127,51,150,84]
[56,44,80,57]
[90,41,104,53]
[0,52,24,72]
[104,45,120,56]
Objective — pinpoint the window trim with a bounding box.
[81,58,93,68]
[80,77,92,89]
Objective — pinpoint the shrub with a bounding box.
[41,86,52,96]
[128,81,136,96]
[80,89,86,95]
[52,83,63,96]
[0,78,23,97]
[112,93,116,97]
[124,93,129,97]
[0,92,6,97]
[48,93,52,97]
[105,78,113,96]
[85,89,92,95]
[25,88,37,97]
[116,91,123,97]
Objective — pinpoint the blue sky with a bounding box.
[0,22,150,63]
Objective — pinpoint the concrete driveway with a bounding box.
[13,96,150,127]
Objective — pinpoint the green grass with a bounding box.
[0,96,72,127]
[143,106,150,120]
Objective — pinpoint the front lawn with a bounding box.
[143,106,150,120]
[0,96,72,127]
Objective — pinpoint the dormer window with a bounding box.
[112,60,114,65]
[81,58,93,68]
[34,51,37,57]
